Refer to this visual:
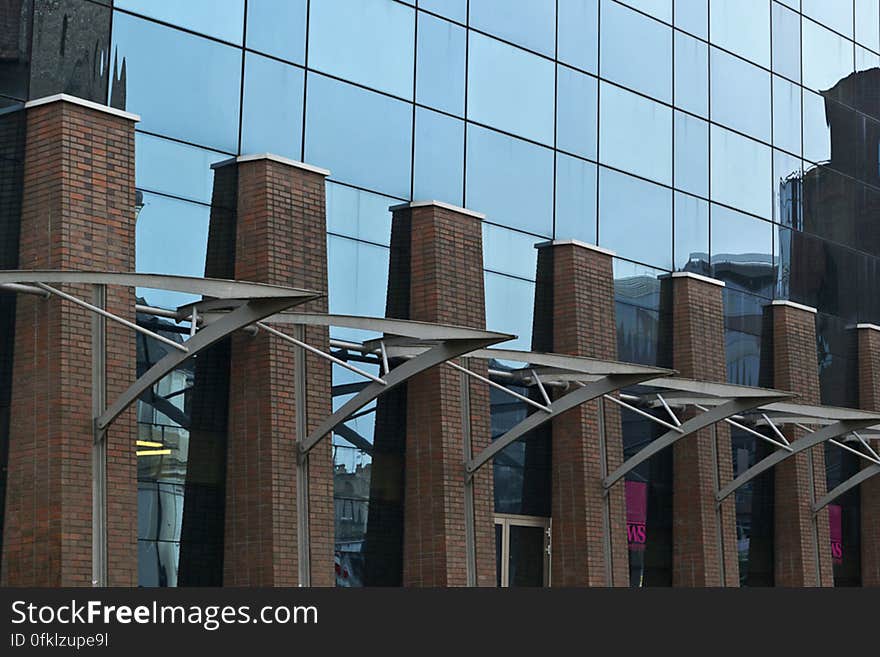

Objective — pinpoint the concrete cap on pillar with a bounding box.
[770,299,818,314]
[24,93,141,122]
[533,238,616,257]
[658,271,726,287]
[210,153,330,176]
[388,200,486,219]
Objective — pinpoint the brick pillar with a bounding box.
[662,272,739,586]
[1,95,139,586]
[216,154,334,586]
[856,324,880,586]
[530,240,628,586]
[768,300,833,586]
[388,201,495,587]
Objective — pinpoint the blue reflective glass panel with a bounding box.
[803,88,831,163]
[327,235,390,320]
[802,18,854,93]
[674,192,709,272]
[773,76,802,156]
[772,1,801,83]
[484,273,535,350]
[467,32,555,144]
[483,224,539,280]
[468,0,556,56]
[803,0,853,38]
[620,0,672,22]
[600,82,672,185]
[115,0,244,44]
[466,125,553,236]
[419,0,467,23]
[674,111,708,197]
[556,66,598,160]
[241,53,304,160]
[135,192,210,309]
[305,73,412,200]
[709,0,770,68]
[413,108,464,206]
[773,149,802,227]
[710,47,771,143]
[326,182,395,246]
[111,13,242,153]
[558,0,599,73]
[600,0,672,103]
[710,204,773,297]
[135,134,228,205]
[246,0,307,64]
[674,31,708,117]
[674,0,708,39]
[710,125,772,219]
[416,13,466,116]
[857,46,880,72]
[599,167,672,269]
[309,0,414,99]
[555,153,598,244]
[856,0,880,51]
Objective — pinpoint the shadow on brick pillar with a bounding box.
[178,164,238,586]
[765,300,833,586]
[531,240,628,587]
[384,201,495,587]
[660,272,739,587]
[211,154,334,587]
[1,96,139,586]
[0,105,26,579]
[856,324,880,586]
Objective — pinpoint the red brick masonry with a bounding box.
[857,324,880,586]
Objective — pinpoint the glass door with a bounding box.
[494,514,550,587]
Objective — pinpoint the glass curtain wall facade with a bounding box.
[2,0,880,586]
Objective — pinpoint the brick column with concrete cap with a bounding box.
[1,95,139,586]
[531,239,629,586]
[662,271,739,587]
[767,299,833,587]
[856,323,880,586]
[210,153,335,587]
[386,200,496,587]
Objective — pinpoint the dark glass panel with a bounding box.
[0,0,31,100]
[508,525,545,586]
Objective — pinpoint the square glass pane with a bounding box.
[600,0,672,103]
[599,167,672,269]
[674,111,708,197]
[484,272,535,350]
[327,235,390,321]
[772,1,801,83]
[710,47,771,143]
[135,134,228,205]
[483,224,539,280]
[558,0,599,73]
[308,0,415,99]
[416,12,466,116]
[772,76,802,156]
[468,0,556,56]
[555,153,598,244]
[466,125,554,236]
[326,182,395,246]
[600,82,672,185]
[241,53,304,160]
[305,73,413,200]
[802,17,854,93]
[674,0,708,39]
[674,192,709,272]
[674,31,708,117]
[413,108,464,206]
[110,12,242,153]
[709,0,770,68]
[246,0,307,64]
[115,0,245,44]
[556,65,598,159]
[710,125,772,219]
[467,32,555,145]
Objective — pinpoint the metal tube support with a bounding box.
[294,324,311,587]
[598,400,612,587]
[711,423,725,586]
[808,446,822,586]
[91,284,108,587]
[460,357,477,587]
